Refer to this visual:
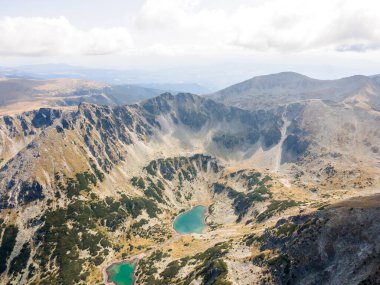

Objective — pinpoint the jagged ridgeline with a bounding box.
[0,93,294,284]
[0,90,378,285]
[0,93,306,209]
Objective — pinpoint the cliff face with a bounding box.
[254,195,380,285]
[1,92,379,212]
[0,93,290,210]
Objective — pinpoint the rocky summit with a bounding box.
[0,73,380,285]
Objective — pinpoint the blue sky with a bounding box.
[1,0,380,87]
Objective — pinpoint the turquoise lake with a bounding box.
[173,205,207,234]
[107,262,136,285]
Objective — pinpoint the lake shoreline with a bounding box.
[104,255,142,285]
[172,204,209,235]
[105,204,209,285]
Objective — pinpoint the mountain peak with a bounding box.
[253,71,312,80]
[209,72,380,110]
[235,71,316,89]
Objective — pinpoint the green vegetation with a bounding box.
[212,183,272,222]
[150,250,170,262]
[137,242,230,284]
[9,242,31,275]
[90,162,105,181]
[181,169,194,181]
[229,171,272,191]
[36,207,101,284]
[243,172,263,189]
[131,177,146,189]
[144,160,158,176]
[193,242,229,263]
[34,171,162,285]
[243,233,260,246]
[275,222,297,237]
[122,195,161,218]
[137,250,171,284]
[65,171,98,198]
[157,158,176,180]
[186,242,231,285]
[257,200,300,222]
[144,155,219,183]
[89,198,126,230]
[157,180,165,190]
[0,225,18,274]
[144,178,165,203]
[198,259,231,285]
[160,260,181,280]
[131,219,148,229]
[36,206,107,285]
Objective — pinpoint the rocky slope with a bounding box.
[209,73,380,194]
[0,93,287,210]
[209,72,380,111]
[0,88,379,284]
[249,194,380,285]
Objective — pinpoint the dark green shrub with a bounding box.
[0,225,18,274]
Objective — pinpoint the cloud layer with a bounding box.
[136,0,380,54]
[1,0,380,57]
[0,16,133,56]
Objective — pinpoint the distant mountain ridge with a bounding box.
[209,71,380,111]
[0,64,211,94]
[0,77,167,115]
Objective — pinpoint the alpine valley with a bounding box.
[0,72,380,285]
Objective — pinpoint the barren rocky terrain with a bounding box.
[0,73,379,284]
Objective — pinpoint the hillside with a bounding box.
[0,88,379,284]
[209,72,380,112]
[0,78,164,115]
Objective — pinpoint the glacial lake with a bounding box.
[173,205,207,234]
[107,261,136,285]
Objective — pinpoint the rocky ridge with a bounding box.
[0,90,379,284]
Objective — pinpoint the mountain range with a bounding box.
[0,71,379,285]
[210,71,380,111]
[0,64,211,94]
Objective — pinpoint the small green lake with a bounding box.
[173,205,207,234]
[107,261,136,285]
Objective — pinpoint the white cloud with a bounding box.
[314,2,380,52]
[2,1,380,58]
[0,16,133,56]
[135,0,380,54]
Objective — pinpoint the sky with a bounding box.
[1,0,380,88]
